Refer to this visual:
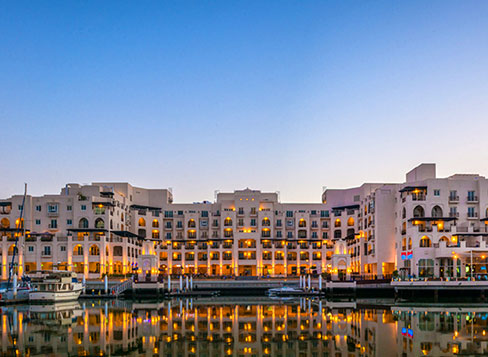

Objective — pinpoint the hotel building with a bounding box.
[0,163,487,280]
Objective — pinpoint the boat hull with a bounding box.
[29,284,83,302]
[0,288,31,304]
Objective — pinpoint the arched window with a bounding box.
[113,246,123,256]
[110,219,113,229]
[334,219,341,228]
[224,217,232,227]
[8,245,17,256]
[262,217,270,226]
[73,245,83,256]
[152,230,160,239]
[89,244,100,256]
[138,229,146,237]
[347,217,355,226]
[152,219,159,228]
[94,218,104,229]
[402,207,406,219]
[419,236,432,248]
[347,228,355,237]
[408,237,412,250]
[335,243,346,255]
[413,206,425,218]
[138,218,146,227]
[78,218,89,229]
[334,230,341,239]
[106,247,110,257]
[298,219,306,228]
[188,219,196,228]
[431,205,443,218]
[439,236,449,246]
[0,218,9,229]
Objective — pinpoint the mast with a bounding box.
[7,183,27,287]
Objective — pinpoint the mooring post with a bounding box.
[13,274,17,299]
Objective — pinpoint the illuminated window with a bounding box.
[419,236,432,248]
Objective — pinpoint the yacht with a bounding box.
[29,271,84,302]
[267,286,303,296]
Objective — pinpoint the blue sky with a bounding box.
[1,1,487,202]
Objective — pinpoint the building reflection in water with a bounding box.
[0,298,487,356]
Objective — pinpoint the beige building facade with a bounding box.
[1,163,487,280]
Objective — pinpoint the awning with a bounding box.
[399,186,428,193]
[332,204,360,211]
[92,201,115,207]
[111,230,141,238]
[130,204,162,211]
[408,217,457,222]
[68,228,108,233]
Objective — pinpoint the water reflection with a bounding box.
[0,298,487,356]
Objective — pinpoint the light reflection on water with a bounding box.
[0,298,487,356]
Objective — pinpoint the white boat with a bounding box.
[267,286,302,296]
[0,282,31,304]
[29,270,84,302]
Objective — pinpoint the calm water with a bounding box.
[0,298,487,356]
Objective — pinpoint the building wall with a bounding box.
[1,163,488,279]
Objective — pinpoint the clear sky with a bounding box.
[1,1,488,203]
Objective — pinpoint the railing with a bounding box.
[467,196,479,202]
[114,279,133,296]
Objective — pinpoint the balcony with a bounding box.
[411,194,426,201]
[449,195,459,203]
[449,212,459,218]
[467,212,479,219]
[467,196,479,203]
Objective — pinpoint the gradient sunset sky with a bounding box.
[1,1,487,202]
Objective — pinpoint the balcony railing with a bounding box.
[449,195,459,202]
[467,196,479,202]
